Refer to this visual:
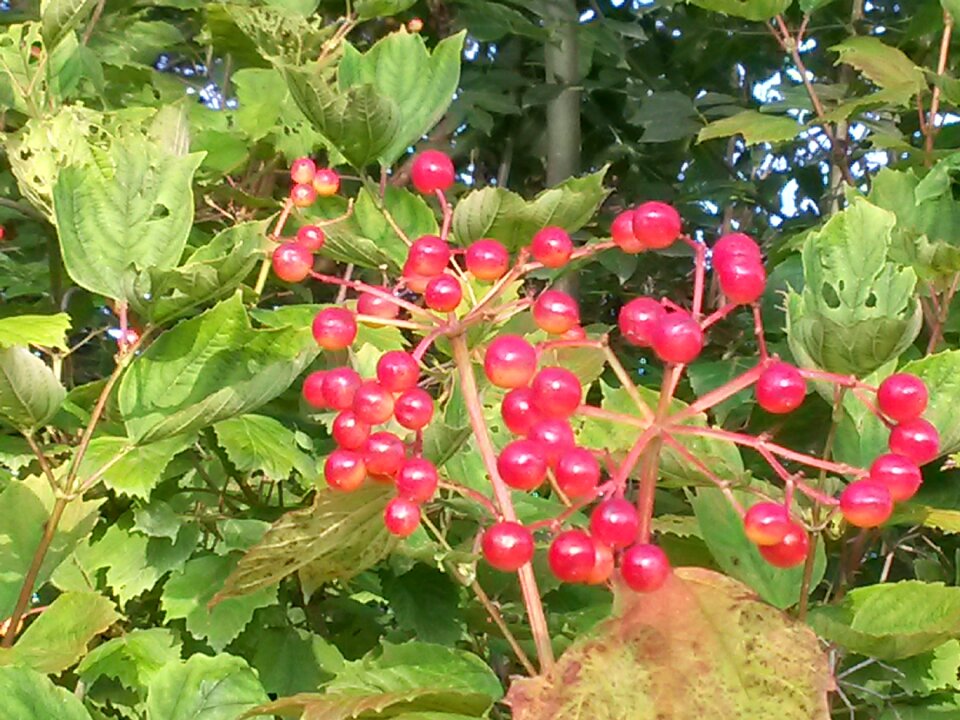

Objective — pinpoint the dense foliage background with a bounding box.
[5,0,960,718]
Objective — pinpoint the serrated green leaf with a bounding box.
[698,110,801,145]
[40,0,98,50]
[897,351,960,458]
[0,346,66,430]
[0,665,93,720]
[247,626,341,696]
[355,0,417,20]
[75,433,195,498]
[382,567,463,645]
[77,628,181,692]
[831,36,925,105]
[119,294,316,444]
[133,501,182,540]
[0,314,71,350]
[146,653,269,720]
[686,0,791,21]
[214,414,315,479]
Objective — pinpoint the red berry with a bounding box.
[352,381,395,425]
[357,289,400,324]
[402,265,431,294]
[324,449,366,491]
[302,370,327,409]
[554,447,600,498]
[528,418,575,467]
[424,274,463,312]
[313,168,340,197]
[295,225,325,251]
[548,530,596,583]
[652,311,703,364]
[743,502,791,546]
[363,431,406,478]
[395,458,439,503]
[889,418,940,465]
[618,297,664,348]
[632,201,681,250]
[384,497,420,537]
[611,210,644,253]
[272,242,313,283]
[332,410,371,450]
[877,373,928,422]
[497,439,548,491]
[312,308,357,350]
[321,367,362,410]
[712,232,761,269]
[290,157,316,184]
[717,255,766,305]
[840,480,893,528]
[408,17,424,32]
[484,335,537,389]
[531,367,582,419]
[758,522,809,568]
[376,351,420,392]
[586,540,615,585]
[465,239,510,281]
[482,521,535,572]
[501,387,541,436]
[411,150,455,194]
[590,498,639,549]
[394,388,434,430]
[407,235,451,277]
[869,453,923,502]
[561,325,587,341]
[755,362,806,414]
[290,182,317,207]
[531,227,573,268]
[533,290,580,335]
[621,544,670,592]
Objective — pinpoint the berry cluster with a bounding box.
[266,150,940,600]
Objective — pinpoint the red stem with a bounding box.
[682,235,707,320]
[309,271,438,320]
[671,360,770,423]
[752,305,768,360]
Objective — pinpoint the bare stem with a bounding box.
[925,9,955,162]
[23,432,59,494]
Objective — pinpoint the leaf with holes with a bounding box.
[40,0,98,50]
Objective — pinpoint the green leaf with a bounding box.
[78,629,182,691]
[339,30,465,165]
[40,0,98,50]
[214,414,315,480]
[691,488,825,609]
[247,626,341,696]
[0,591,119,674]
[119,293,316,444]
[382,566,463,645]
[162,554,278,651]
[800,0,840,11]
[507,568,831,719]
[145,653,269,720]
[686,0,791,21]
[75,433,195,498]
[945,0,960,20]
[452,168,610,250]
[809,582,960,660]
[355,0,417,20]
[53,137,204,301]
[831,36,925,105]
[0,346,66,430]
[786,198,921,376]
[0,314,71,350]
[0,665,93,720]
[891,639,960,695]
[213,484,395,604]
[698,110,801,145]
[631,91,701,143]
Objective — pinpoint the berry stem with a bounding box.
[518,240,617,273]
[315,197,356,228]
[575,404,647,429]
[661,434,744,514]
[681,235,707,320]
[752,305,768,360]
[796,367,875,392]
[254,198,296,298]
[308,271,438,320]
[671,360,770,423]
[450,333,554,671]
[600,341,656,423]
[438,480,500,517]
[700,302,738,330]
[435,189,453,242]
[354,314,433,331]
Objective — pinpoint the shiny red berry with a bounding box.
[482,521,535,572]
[652,311,703,364]
[376,351,420,392]
[531,227,573,268]
[296,225,325,252]
[758,522,809,568]
[743,502,791,546]
[321,367,362,410]
[755,362,806,414]
[384,497,421,537]
[554,447,600,498]
[611,209,644,253]
[621,543,671,592]
[411,150,455,194]
[869,453,923,502]
[548,530,595,583]
[531,367,582,419]
[484,335,537,389]
[632,201,681,250]
[590,498,639,549]
[465,239,510,281]
[395,458,439,503]
[363,431,406,477]
[618,297,665,347]
[424,274,462,312]
[302,370,327,409]
[586,540,615,585]
[889,418,940,465]
[533,290,580,335]
[877,373,928,422]
[272,242,313,283]
[290,157,316,184]
[497,439,548,491]
[840,480,893,528]
[712,232,761,269]
[528,418,575,467]
[352,381,395,425]
[406,235,451,277]
[313,168,340,197]
[357,289,400,324]
[717,255,766,305]
[290,182,317,207]
[324,449,366,491]
[312,308,357,350]
[394,388,434,430]
[332,410,371,450]
[501,387,541,436]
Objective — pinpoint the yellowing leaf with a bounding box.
[698,110,801,146]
